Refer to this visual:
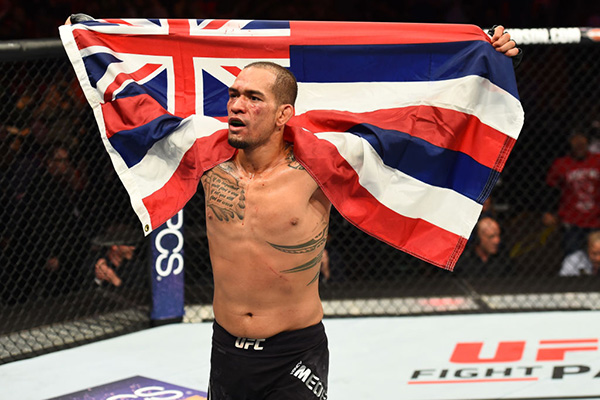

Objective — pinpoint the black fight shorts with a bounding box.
[208,321,329,400]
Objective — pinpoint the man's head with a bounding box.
[110,244,137,264]
[46,144,71,177]
[569,131,589,160]
[587,231,600,272]
[243,62,298,107]
[475,217,501,260]
[227,62,297,150]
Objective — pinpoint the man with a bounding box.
[90,224,142,288]
[560,230,600,276]
[543,131,600,257]
[94,242,138,287]
[65,15,519,399]
[454,216,510,277]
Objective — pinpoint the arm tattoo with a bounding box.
[267,225,328,254]
[285,143,305,170]
[202,164,246,222]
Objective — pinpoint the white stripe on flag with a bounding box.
[317,131,482,238]
[129,115,227,198]
[296,76,524,140]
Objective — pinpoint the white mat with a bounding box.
[2,312,600,399]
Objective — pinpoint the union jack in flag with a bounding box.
[60,18,524,269]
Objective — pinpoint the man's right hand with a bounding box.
[65,13,94,25]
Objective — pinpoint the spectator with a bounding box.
[454,216,511,277]
[90,224,145,289]
[589,120,600,154]
[560,230,600,276]
[7,142,88,298]
[543,130,600,257]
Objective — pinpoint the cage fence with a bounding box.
[1,28,600,364]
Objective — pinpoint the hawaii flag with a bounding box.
[59,19,524,270]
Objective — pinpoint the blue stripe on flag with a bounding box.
[108,114,183,168]
[82,53,122,88]
[289,41,519,99]
[202,70,229,117]
[114,70,169,110]
[348,123,492,203]
[242,20,290,30]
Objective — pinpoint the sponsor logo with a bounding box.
[47,376,206,400]
[409,338,599,385]
[509,27,581,45]
[234,337,265,350]
[154,210,184,280]
[290,361,328,399]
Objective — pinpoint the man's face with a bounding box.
[569,134,589,160]
[227,67,280,150]
[588,241,600,271]
[478,219,501,256]
[47,148,70,176]
[116,245,136,260]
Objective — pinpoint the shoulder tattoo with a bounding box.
[285,143,305,170]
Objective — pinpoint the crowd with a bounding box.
[0,66,146,304]
[1,2,600,308]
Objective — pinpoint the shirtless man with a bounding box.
[64,14,520,398]
[203,62,331,399]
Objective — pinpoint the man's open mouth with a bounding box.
[229,118,246,128]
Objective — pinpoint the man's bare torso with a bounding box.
[201,145,331,339]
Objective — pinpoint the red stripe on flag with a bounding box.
[143,130,235,230]
[102,19,134,26]
[287,126,466,269]
[203,20,229,30]
[290,107,515,172]
[102,94,170,139]
[289,21,491,46]
[222,66,242,76]
[103,63,162,103]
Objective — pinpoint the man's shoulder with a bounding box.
[560,249,591,276]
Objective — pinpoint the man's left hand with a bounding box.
[489,25,520,57]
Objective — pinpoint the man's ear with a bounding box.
[276,104,294,126]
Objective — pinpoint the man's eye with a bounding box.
[251,96,261,101]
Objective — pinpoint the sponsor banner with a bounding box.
[46,376,206,400]
[350,312,600,399]
[150,210,185,322]
[508,27,600,45]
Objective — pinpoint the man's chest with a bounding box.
[200,163,325,242]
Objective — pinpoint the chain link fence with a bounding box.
[1,30,600,363]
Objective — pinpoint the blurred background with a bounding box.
[0,0,599,40]
[1,0,600,364]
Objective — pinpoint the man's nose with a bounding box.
[229,96,246,112]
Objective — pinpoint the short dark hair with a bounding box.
[244,61,298,106]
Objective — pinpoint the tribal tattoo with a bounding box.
[202,163,246,222]
[280,250,324,286]
[268,224,328,254]
[269,224,328,286]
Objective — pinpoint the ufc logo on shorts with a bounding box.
[235,337,265,350]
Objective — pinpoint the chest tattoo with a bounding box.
[202,163,246,222]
